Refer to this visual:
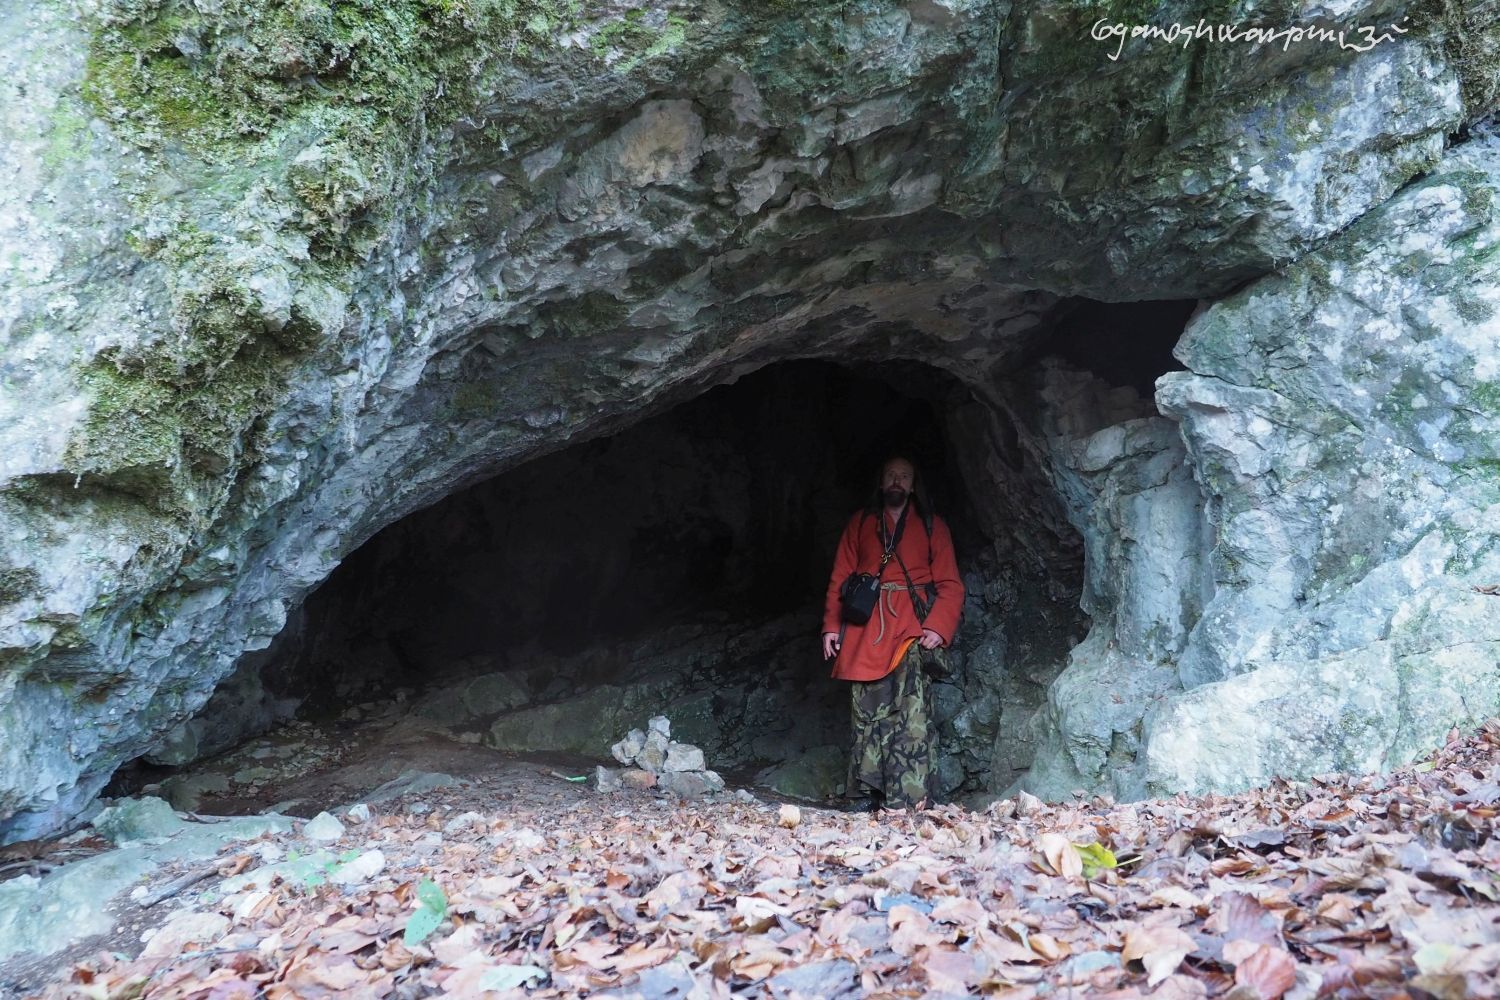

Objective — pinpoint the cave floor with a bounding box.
[119,702,812,822]
[12,724,1500,998]
[145,711,604,821]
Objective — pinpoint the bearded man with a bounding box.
[821,455,964,810]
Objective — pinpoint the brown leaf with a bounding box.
[1232,944,1296,999]
[608,944,678,973]
[430,923,485,966]
[919,945,984,992]
[1209,892,1282,949]
[280,954,375,998]
[1028,933,1070,961]
[643,871,705,915]
[1222,938,1262,966]
[733,894,789,932]
[972,926,1042,964]
[1037,833,1083,879]
[1122,924,1197,987]
[888,904,935,958]
[1145,885,1204,910]
[1209,857,1258,877]
[1146,975,1210,999]
[554,936,619,971]
[729,946,788,980]
[218,854,255,878]
[929,895,988,929]
[377,940,415,972]
[203,977,260,1000]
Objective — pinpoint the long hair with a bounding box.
[865,454,934,534]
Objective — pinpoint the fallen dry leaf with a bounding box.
[1232,943,1297,999]
[1123,923,1198,987]
[23,720,1500,1000]
[1036,832,1083,878]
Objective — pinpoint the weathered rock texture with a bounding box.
[1,0,1497,839]
[1022,140,1500,800]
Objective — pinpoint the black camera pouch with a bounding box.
[839,572,881,624]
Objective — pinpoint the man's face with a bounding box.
[881,460,914,508]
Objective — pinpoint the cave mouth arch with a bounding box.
[238,359,1021,804]
[119,298,1200,809]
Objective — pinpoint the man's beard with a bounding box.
[883,487,908,508]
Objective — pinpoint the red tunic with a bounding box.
[821,506,964,681]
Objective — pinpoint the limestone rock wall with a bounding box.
[1140,136,1500,794]
[1022,137,1500,800]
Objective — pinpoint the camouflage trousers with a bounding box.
[846,641,943,809]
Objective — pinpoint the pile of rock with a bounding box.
[595,716,725,797]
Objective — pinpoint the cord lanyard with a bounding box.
[878,503,908,568]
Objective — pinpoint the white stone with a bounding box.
[662,742,705,773]
[330,850,385,886]
[302,812,345,842]
[611,729,645,765]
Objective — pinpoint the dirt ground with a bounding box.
[109,711,607,818]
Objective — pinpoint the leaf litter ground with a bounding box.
[21,721,1500,999]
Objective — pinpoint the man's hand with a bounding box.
[822,632,841,660]
[918,628,943,650]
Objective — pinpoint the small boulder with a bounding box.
[621,769,658,790]
[303,811,345,842]
[658,771,722,798]
[509,827,546,850]
[663,742,706,773]
[595,766,623,792]
[637,728,670,773]
[330,849,386,886]
[647,715,671,738]
[442,811,485,835]
[611,728,646,766]
[92,797,186,845]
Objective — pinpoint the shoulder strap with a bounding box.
[915,501,933,563]
[891,545,929,623]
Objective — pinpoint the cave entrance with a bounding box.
[250,359,997,804]
[121,297,1199,813]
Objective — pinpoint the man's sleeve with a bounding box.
[822,514,861,634]
[923,517,965,645]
